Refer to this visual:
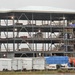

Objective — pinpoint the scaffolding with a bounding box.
[0,12,75,57]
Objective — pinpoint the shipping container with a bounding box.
[0,58,12,71]
[33,57,45,70]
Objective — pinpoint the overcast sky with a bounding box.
[0,0,75,10]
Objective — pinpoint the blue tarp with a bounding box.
[69,24,75,26]
[45,56,69,64]
[68,62,71,67]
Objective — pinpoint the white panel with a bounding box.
[22,58,32,70]
[46,64,57,69]
[33,57,45,70]
[0,60,3,71]
[17,59,22,70]
[11,59,18,70]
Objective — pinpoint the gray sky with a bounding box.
[0,0,75,10]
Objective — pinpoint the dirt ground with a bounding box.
[0,70,75,75]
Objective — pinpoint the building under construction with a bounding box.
[0,6,75,58]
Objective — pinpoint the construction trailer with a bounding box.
[11,58,33,70]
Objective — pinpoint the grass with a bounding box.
[0,71,57,75]
[0,70,75,75]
